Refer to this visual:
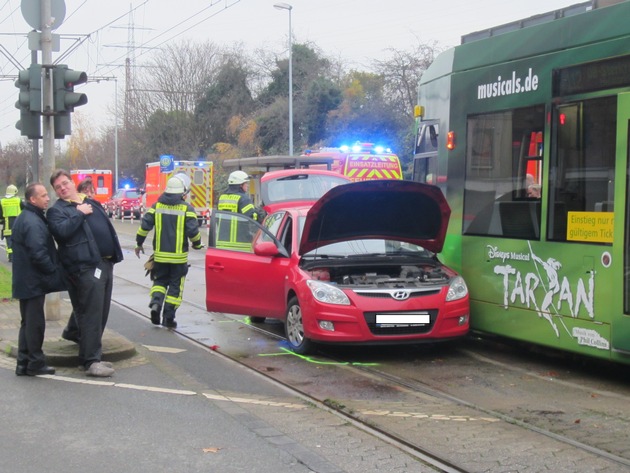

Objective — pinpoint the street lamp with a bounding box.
[274,2,293,156]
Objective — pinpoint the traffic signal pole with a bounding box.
[41,0,54,192]
[30,49,39,183]
[41,0,61,321]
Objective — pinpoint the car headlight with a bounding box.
[446,276,468,302]
[306,280,350,305]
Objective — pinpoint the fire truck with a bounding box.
[143,159,214,222]
[70,169,113,204]
[302,142,403,181]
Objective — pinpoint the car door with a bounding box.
[205,211,291,318]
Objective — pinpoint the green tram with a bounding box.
[413,0,630,364]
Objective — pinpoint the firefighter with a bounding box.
[217,171,260,219]
[134,174,203,328]
[215,171,266,251]
[0,184,24,262]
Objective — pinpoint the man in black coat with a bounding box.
[12,183,66,376]
[48,170,123,378]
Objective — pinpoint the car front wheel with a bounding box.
[285,297,314,354]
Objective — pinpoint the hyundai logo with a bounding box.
[392,291,409,301]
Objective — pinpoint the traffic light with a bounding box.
[53,65,88,138]
[14,64,42,139]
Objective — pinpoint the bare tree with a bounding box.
[0,140,30,188]
[132,40,222,125]
[373,40,442,120]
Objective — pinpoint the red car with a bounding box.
[105,188,142,219]
[205,180,470,354]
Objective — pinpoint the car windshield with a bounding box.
[125,190,140,198]
[265,174,349,204]
[297,216,433,258]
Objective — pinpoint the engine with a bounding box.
[307,264,450,287]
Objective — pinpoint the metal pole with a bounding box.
[274,3,294,156]
[288,8,293,156]
[114,78,119,190]
[30,49,39,184]
[41,0,60,321]
[41,0,54,190]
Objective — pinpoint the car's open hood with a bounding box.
[299,180,451,255]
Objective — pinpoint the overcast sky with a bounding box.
[0,0,581,148]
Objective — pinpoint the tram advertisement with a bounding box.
[470,239,611,353]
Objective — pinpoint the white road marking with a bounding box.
[142,344,187,354]
[359,409,499,422]
[203,393,306,409]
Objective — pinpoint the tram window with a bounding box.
[414,122,440,184]
[463,105,545,239]
[549,96,616,241]
[415,123,439,154]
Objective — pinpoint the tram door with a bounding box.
[413,120,440,185]
[618,92,630,353]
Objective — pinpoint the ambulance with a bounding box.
[70,169,113,204]
[143,158,214,222]
[302,142,403,182]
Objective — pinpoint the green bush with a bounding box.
[0,265,12,300]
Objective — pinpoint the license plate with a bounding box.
[376,314,430,325]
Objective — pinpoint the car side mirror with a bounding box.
[253,241,280,257]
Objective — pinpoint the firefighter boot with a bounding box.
[162,305,177,329]
[149,302,161,325]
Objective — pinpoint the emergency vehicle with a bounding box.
[143,160,214,222]
[70,169,113,204]
[302,142,403,181]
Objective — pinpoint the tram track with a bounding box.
[113,279,469,473]
[113,269,630,472]
[112,224,630,471]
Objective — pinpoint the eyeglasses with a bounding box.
[53,180,72,191]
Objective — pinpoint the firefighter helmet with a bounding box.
[228,170,250,185]
[165,176,186,194]
[5,184,17,197]
[173,173,191,193]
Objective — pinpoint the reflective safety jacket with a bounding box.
[216,186,260,251]
[0,196,24,237]
[136,192,202,264]
[217,186,259,220]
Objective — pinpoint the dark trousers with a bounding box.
[66,260,114,368]
[17,295,47,369]
[150,262,188,320]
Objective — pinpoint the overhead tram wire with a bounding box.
[0,0,150,141]
[0,0,239,140]
[93,0,242,79]
[133,0,243,57]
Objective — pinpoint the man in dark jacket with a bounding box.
[135,174,202,328]
[12,183,66,376]
[48,169,123,377]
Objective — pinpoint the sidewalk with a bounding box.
[0,261,136,368]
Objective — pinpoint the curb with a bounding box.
[2,329,137,367]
